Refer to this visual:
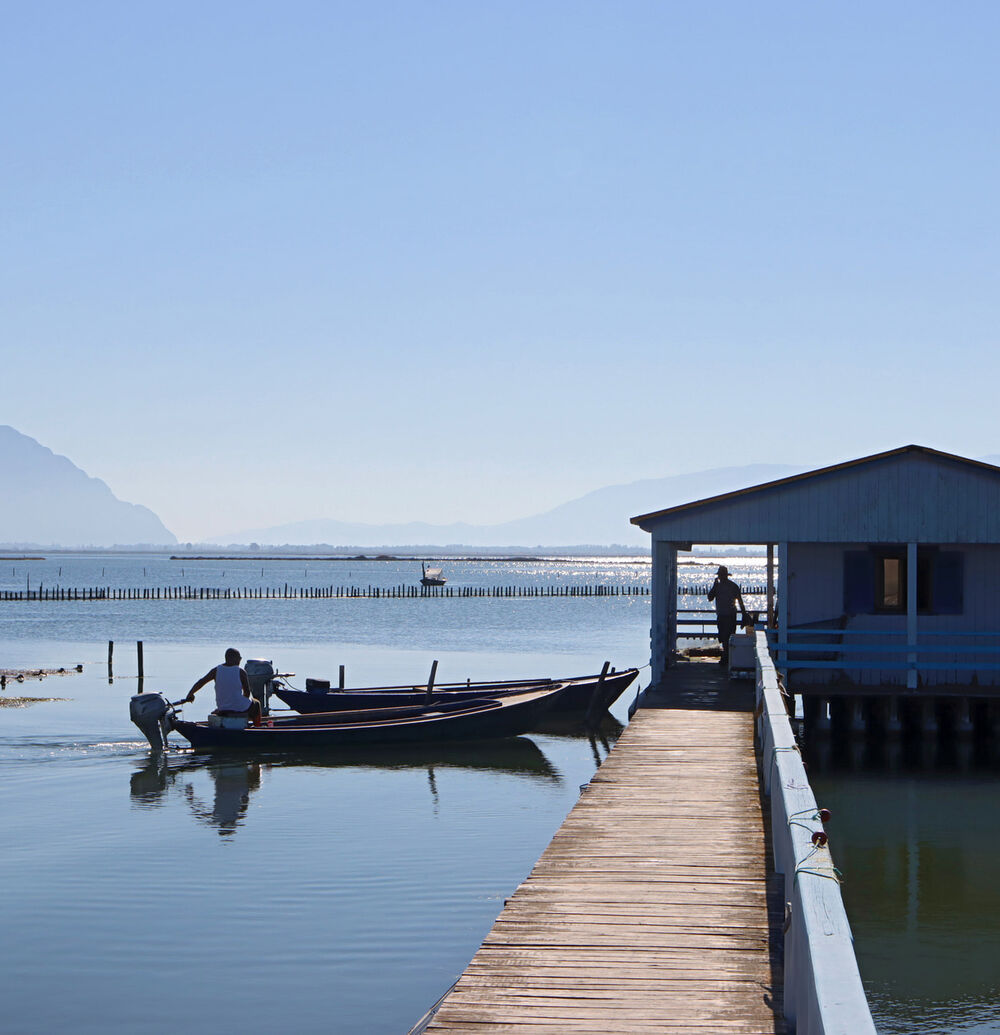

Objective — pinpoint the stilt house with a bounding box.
[631,445,1000,692]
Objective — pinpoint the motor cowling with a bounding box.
[130,692,177,751]
[245,659,275,714]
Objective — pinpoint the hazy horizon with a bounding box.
[6,4,1000,539]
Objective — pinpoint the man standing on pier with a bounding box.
[186,648,262,726]
[707,566,745,667]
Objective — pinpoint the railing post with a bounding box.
[907,541,918,690]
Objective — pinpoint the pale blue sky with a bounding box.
[4,2,999,540]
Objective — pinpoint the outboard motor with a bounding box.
[245,659,275,715]
[130,692,178,752]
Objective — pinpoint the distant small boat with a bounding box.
[420,563,446,587]
[138,684,567,752]
[274,667,640,715]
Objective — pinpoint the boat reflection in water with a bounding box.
[184,761,262,836]
[129,736,561,835]
[130,756,262,836]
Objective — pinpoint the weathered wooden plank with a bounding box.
[427,703,785,1033]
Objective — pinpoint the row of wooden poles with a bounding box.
[1,583,652,601]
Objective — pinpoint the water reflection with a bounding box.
[129,736,563,835]
[130,755,262,836]
[184,762,261,836]
[804,735,1000,1034]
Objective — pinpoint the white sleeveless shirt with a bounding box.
[214,664,249,711]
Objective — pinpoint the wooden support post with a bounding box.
[777,543,789,677]
[425,659,439,705]
[584,661,612,730]
[137,641,144,679]
[907,541,918,690]
[766,544,775,627]
[339,665,345,689]
[108,640,114,684]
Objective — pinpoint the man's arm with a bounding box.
[186,668,216,703]
[707,579,718,602]
[239,668,252,699]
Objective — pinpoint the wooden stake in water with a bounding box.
[584,661,612,730]
[137,641,144,679]
[107,640,114,683]
[339,664,345,689]
[425,659,439,705]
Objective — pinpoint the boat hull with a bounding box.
[172,685,565,752]
[274,668,639,715]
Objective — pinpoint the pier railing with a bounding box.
[769,627,1000,677]
[754,630,875,1034]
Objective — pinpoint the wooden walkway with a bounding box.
[427,663,785,1033]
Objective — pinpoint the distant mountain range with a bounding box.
[208,464,806,548]
[6,424,999,550]
[0,426,176,547]
[200,451,1000,547]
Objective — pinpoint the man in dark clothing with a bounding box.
[707,565,745,666]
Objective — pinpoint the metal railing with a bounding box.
[754,631,876,1034]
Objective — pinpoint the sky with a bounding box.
[4,2,1000,541]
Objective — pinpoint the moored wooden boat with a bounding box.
[273,667,639,715]
[171,683,567,752]
[420,562,446,587]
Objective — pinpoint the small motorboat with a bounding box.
[273,666,640,715]
[130,682,568,753]
[420,562,446,587]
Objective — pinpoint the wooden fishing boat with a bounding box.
[273,667,639,715]
[169,683,567,752]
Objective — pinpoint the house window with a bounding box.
[877,554,904,611]
[844,547,963,616]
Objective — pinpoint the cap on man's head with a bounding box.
[717,566,729,576]
[225,648,241,663]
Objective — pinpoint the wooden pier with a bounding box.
[426,661,785,1033]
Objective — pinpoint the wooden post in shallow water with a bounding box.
[425,659,439,705]
[584,661,612,731]
[108,640,114,684]
[137,641,144,681]
[339,665,345,689]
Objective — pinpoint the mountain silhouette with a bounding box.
[0,425,176,547]
[210,463,805,547]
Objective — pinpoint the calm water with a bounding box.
[2,553,997,1032]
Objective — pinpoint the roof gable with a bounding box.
[631,446,1000,544]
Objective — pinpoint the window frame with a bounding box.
[871,547,937,615]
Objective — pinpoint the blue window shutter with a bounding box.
[843,551,875,614]
[933,552,964,614]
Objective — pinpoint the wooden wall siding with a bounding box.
[427,706,785,1034]
[637,453,1000,545]
[785,543,1000,686]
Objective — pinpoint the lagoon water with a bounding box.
[1,553,998,1033]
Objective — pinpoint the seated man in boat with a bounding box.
[186,648,262,726]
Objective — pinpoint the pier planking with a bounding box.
[427,694,784,1033]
